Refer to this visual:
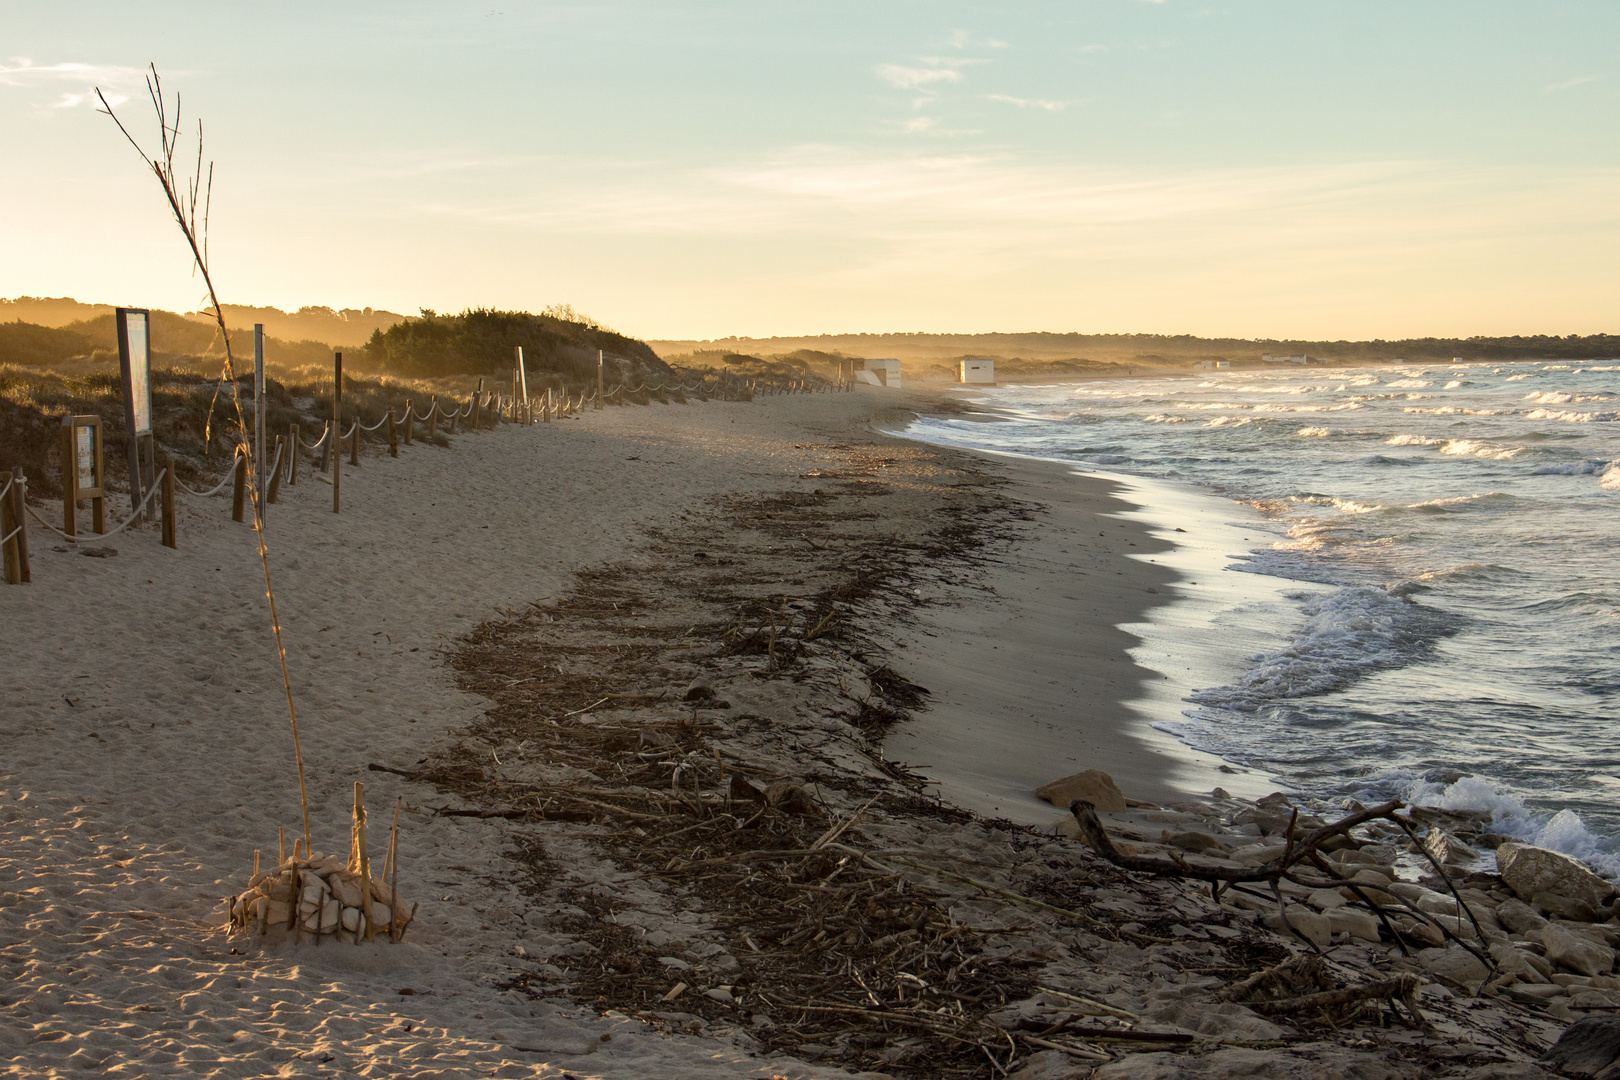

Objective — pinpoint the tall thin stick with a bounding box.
[98,67,313,856]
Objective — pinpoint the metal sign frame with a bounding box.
[116,308,157,521]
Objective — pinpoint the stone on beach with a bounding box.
[1036,769,1126,812]
[1539,1015,1620,1079]
[1497,842,1618,910]
[1542,926,1617,979]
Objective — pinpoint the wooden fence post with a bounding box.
[231,450,247,523]
[388,412,398,457]
[319,422,331,474]
[403,401,413,445]
[267,437,285,504]
[332,353,342,515]
[427,398,437,439]
[10,467,29,581]
[288,422,300,486]
[1,477,18,585]
[161,462,176,548]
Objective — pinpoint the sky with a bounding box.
[2,2,1617,341]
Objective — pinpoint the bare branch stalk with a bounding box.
[97,67,313,855]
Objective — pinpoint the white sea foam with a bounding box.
[1524,390,1614,404]
[1444,380,1464,389]
[1205,416,1255,427]
[1385,378,1434,388]
[1386,434,1444,447]
[1296,426,1331,437]
[1603,466,1620,491]
[1439,440,1521,460]
[1526,407,1617,423]
[1189,586,1447,708]
[1405,776,1620,879]
[1530,459,1614,476]
[1143,414,1190,424]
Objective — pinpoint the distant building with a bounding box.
[853,358,902,388]
[1262,354,1312,364]
[958,358,995,384]
[1193,360,1230,370]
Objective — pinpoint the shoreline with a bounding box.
[1,385,1603,1078]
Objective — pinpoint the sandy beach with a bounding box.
[0,385,1591,1079]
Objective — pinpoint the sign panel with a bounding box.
[76,424,96,491]
[118,308,153,435]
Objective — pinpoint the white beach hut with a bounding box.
[853,358,903,388]
[958,358,995,384]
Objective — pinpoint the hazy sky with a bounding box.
[3,2,1616,340]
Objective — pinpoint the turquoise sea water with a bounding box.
[902,360,1620,876]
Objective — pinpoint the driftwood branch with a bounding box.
[1248,975,1423,1021]
[1067,798,1402,883]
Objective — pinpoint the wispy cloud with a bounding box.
[1542,74,1599,93]
[987,94,1068,112]
[947,30,1009,50]
[0,57,146,108]
[875,63,961,90]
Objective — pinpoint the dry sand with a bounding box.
[0,385,1565,1079]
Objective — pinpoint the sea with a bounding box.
[900,359,1620,877]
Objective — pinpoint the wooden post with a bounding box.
[60,420,77,541]
[473,378,485,430]
[231,450,247,523]
[1,492,15,585]
[288,422,299,485]
[597,349,604,409]
[267,437,285,504]
[387,412,398,457]
[161,462,176,548]
[403,401,413,445]
[427,397,437,438]
[11,467,28,581]
[353,782,376,943]
[319,422,331,474]
[332,353,342,514]
[2,469,23,584]
[543,387,551,423]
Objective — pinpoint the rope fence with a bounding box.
[3,368,851,585]
[24,469,168,543]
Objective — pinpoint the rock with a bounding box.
[1262,906,1331,947]
[1008,1049,1088,1080]
[1497,898,1550,936]
[1036,770,1127,813]
[328,875,364,909]
[1459,1065,1556,1080]
[763,782,824,817]
[703,987,734,1003]
[1308,888,1348,911]
[1165,831,1229,854]
[640,726,676,747]
[1544,926,1617,979]
[1325,907,1382,942]
[1492,942,1554,984]
[1149,1001,1286,1042]
[1425,826,1457,864]
[1571,989,1620,1010]
[1539,1015,1620,1079]
[1536,891,1601,923]
[1397,918,1446,948]
[1498,843,1617,910]
[1419,946,1490,988]
[1048,816,1083,840]
[340,906,365,934]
